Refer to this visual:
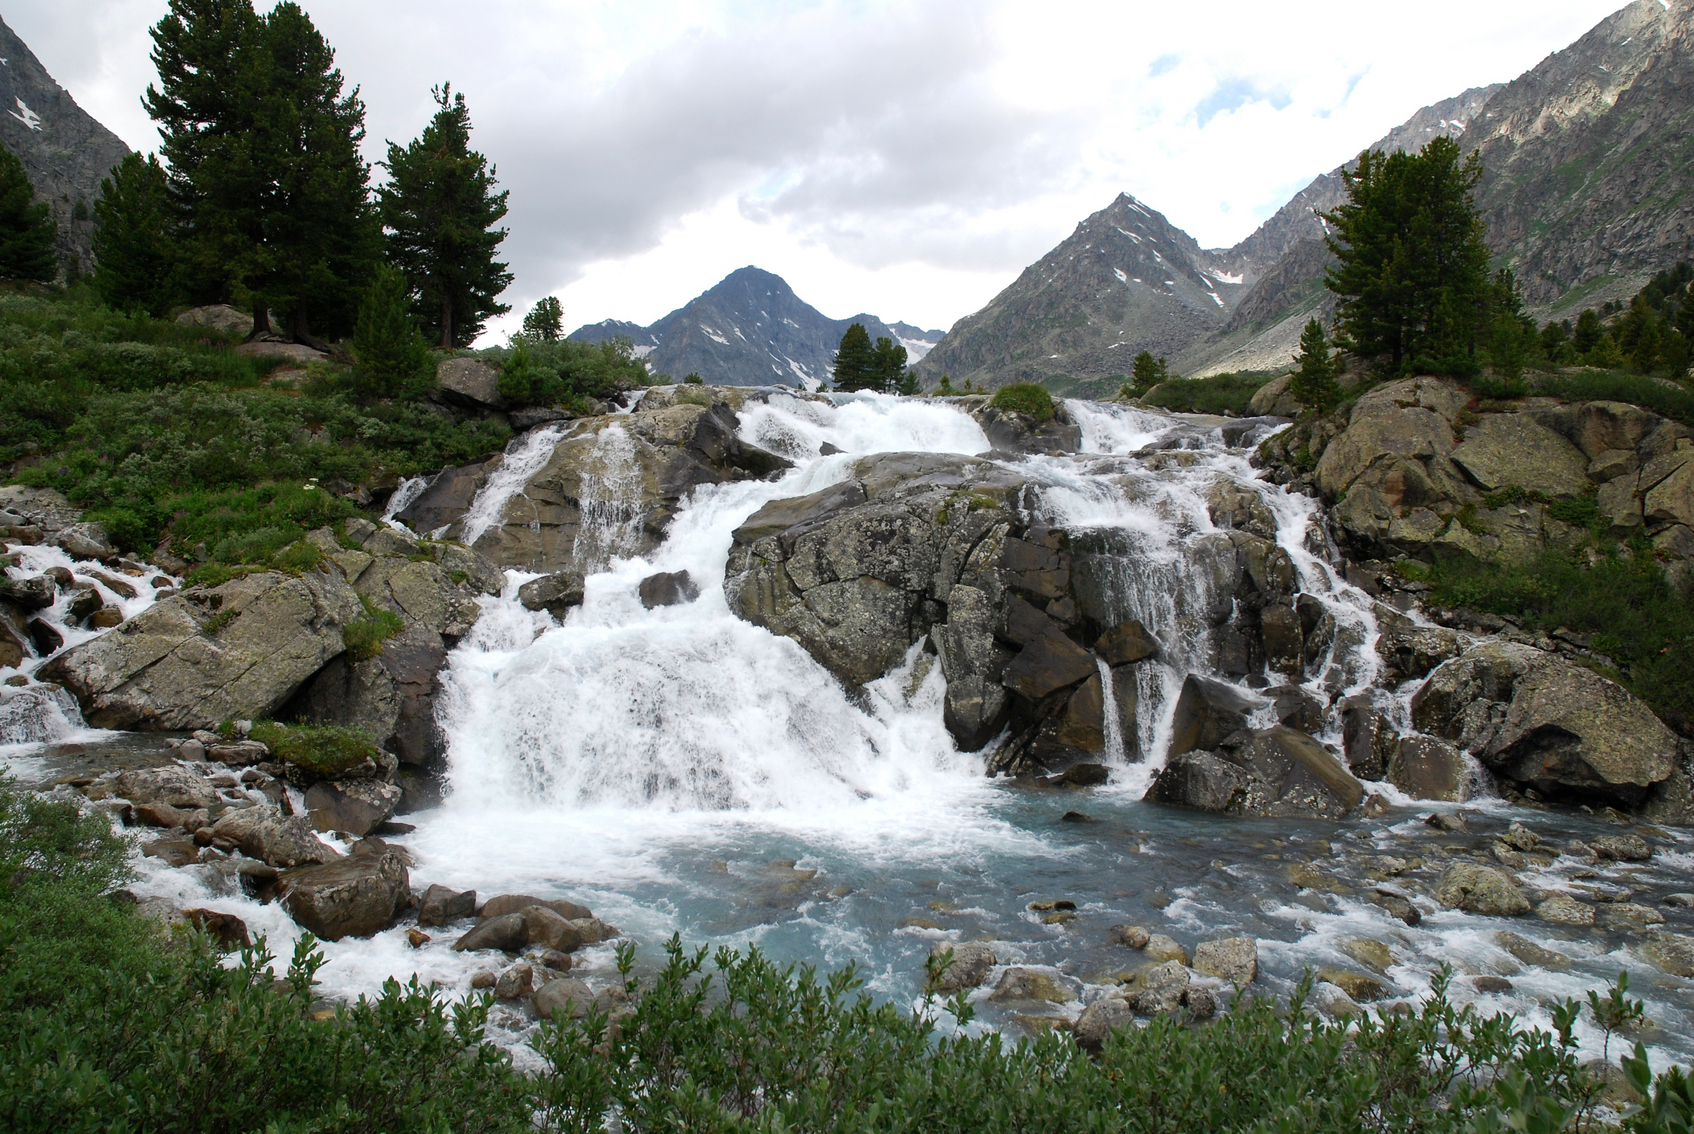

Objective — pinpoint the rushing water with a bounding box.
[9,392,1694,1068]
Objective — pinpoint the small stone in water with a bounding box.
[1473,975,1514,994]
[406,928,430,948]
[1060,810,1096,823]
[1143,934,1187,965]
[1536,895,1595,926]
[1664,894,1694,909]
[1339,937,1393,973]
[1592,834,1652,862]
[1028,899,1076,912]
[470,970,497,990]
[1424,812,1466,832]
[1042,910,1076,925]
[534,949,573,972]
[1496,931,1569,969]
[1109,924,1150,949]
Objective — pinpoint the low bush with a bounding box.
[989,381,1056,421]
[247,721,384,779]
[494,337,648,410]
[3,776,1692,1132]
[1141,372,1269,416]
[1539,370,1694,428]
[343,594,405,660]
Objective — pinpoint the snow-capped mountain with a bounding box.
[570,266,942,387]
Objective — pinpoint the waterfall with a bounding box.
[435,393,1387,815]
[458,423,572,548]
[381,475,431,532]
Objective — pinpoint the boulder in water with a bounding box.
[478,893,593,921]
[1386,736,1472,801]
[1341,696,1397,780]
[304,778,402,836]
[1412,640,1677,806]
[1434,863,1530,916]
[417,884,477,927]
[1192,936,1257,984]
[1072,998,1134,1053]
[1166,675,1262,759]
[1094,620,1158,665]
[453,913,526,953]
[518,571,585,618]
[52,521,117,561]
[114,766,218,809]
[277,849,410,941]
[638,570,699,608]
[211,804,341,868]
[927,942,996,992]
[1149,727,1363,819]
[989,967,1080,1004]
[0,574,55,610]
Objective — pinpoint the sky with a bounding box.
[8,1,1633,342]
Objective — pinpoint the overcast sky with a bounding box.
[9,1,1630,340]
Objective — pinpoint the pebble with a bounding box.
[1109,924,1150,949]
[406,928,430,948]
[1472,975,1514,994]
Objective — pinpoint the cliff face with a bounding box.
[0,16,133,278]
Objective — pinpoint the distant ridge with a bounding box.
[570,266,941,388]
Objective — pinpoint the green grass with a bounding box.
[343,594,405,660]
[247,721,384,779]
[1142,372,1270,416]
[1402,547,1694,732]
[0,284,510,564]
[989,381,1056,421]
[3,778,1692,1132]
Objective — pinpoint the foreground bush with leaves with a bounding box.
[3,779,1689,1133]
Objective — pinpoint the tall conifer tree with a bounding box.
[830,323,875,391]
[380,85,512,348]
[0,149,57,281]
[92,153,176,316]
[1322,136,1489,373]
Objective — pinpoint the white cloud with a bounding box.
[8,0,1632,338]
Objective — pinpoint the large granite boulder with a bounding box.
[1412,641,1677,806]
[1147,726,1364,819]
[1166,674,1263,758]
[277,847,411,940]
[39,569,363,730]
[433,357,504,410]
[1450,414,1591,498]
[211,804,341,868]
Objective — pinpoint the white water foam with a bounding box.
[457,423,571,547]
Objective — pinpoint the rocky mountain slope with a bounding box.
[0,16,132,278]
[570,266,941,388]
[922,0,1694,388]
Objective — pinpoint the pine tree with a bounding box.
[522,296,563,342]
[145,0,377,340]
[145,0,266,316]
[831,323,876,391]
[1289,319,1341,413]
[871,335,908,394]
[0,148,58,281]
[1130,350,1166,393]
[1572,309,1605,356]
[243,3,380,346]
[1587,328,1625,369]
[350,265,432,401]
[1483,269,1536,380]
[381,84,512,348]
[1322,137,1490,374]
[92,153,176,316]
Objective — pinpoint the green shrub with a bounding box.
[1540,370,1694,428]
[1142,372,1269,416]
[495,336,648,409]
[248,721,383,778]
[272,538,326,574]
[343,594,404,660]
[989,381,1056,421]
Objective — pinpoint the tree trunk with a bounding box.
[440,295,453,350]
[290,307,332,353]
[250,303,272,340]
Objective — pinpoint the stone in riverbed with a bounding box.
[1315,968,1387,1002]
[532,977,594,1021]
[418,884,477,927]
[1386,735,1472,801]
[1434,862,1530,916]
[276,849,411,941]
[1368,888,1422,926]
[1166,674,1261,758]
[453,905,585,954]
[1644,933,1694,978]
[1094,620,1158,665]
[143,836,199,866]
[211,804,341,868]
[478,893,593,921]
[1109,924,1151,949]
[927,942,996,992]
[1123,960,1192,1015]
[453,913,526,953]
[989,967,1080,1004]
[304,778,402,837]
[1597,903,1665,932]
[1147,727,1364,820]
[1192,936,1257,984]
[1535,895,1595,926]
[1591,834,1651,862]
[115,765,217,809]
[495,963,534,1000]
[638,570,700,608]
[1339,937,1393,973]
[1143,934,1187,965]
[1072,997,1134,1052]
[1495,931,1569,969]
[517,571,585,619]
[183,908,251,950]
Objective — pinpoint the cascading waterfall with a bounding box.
[381,475,431,532]
[456,423,572,546]
[567,425,647,572]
